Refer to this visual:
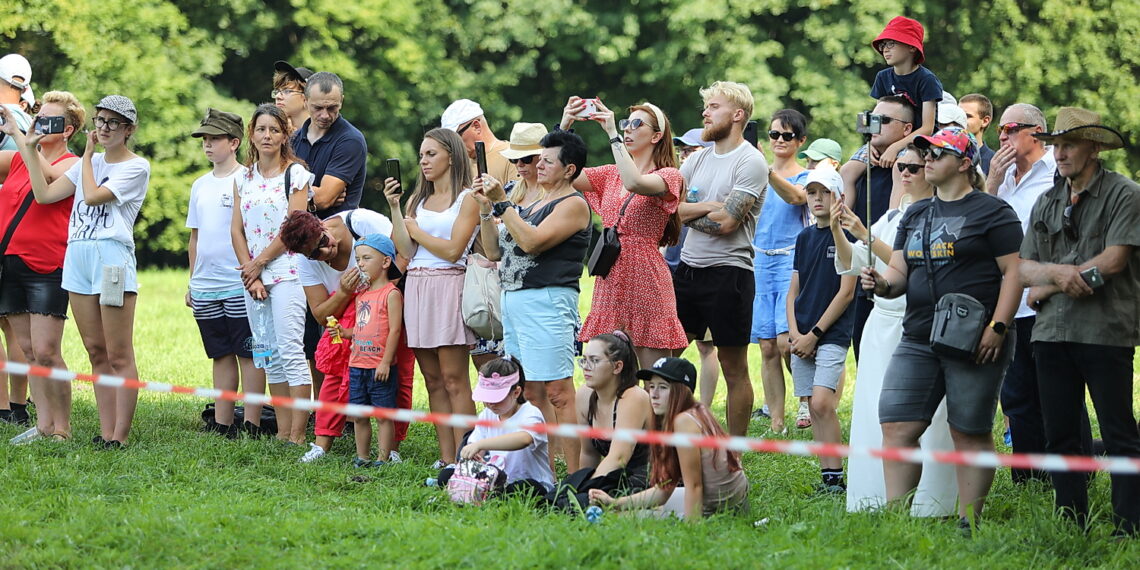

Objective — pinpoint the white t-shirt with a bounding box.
[186,165,248,293]
[408,189,474,270]
[236,162,313,285]
[469,402,554,490]
[298,208,394,293]
[679,141,768,271]
[63,154,151,247]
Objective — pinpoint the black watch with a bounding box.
[811,326,825,338]
[609,135,623,146]
[989,320,1008,335]
[492,201,516,218]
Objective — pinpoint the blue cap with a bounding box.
[354,233,401,279]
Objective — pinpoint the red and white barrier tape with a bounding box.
[6,360,1139,474]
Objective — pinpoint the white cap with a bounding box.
[805,165,844,198]
[21,85,34,107]
[938,102,968,130]
[441,99,483,131]
[0,54,32,91]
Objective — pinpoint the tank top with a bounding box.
[587,388,650,470]
[408,188,474,270]
[498,192,590,291]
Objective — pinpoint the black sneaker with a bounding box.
[957,517,978,538]
[0,409,11,424]
[10,403,30,426]
[220,423,241,440]
[243,420,266,438]
[92,435,106,446]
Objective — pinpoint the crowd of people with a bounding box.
[0,13,1138,533]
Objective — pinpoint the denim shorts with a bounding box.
[349,365,398,409]
[502,286,578,382]
[0,255,69,318]
[61,239,138,296]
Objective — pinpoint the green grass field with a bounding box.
[0,269,1137,567]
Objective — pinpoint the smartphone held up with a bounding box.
[35,116,66,135]
[385,158,402,194]
[475,141,488,178]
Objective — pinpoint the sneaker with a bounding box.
[352,457,373,468]
[10,403,30,426]
[958,516,977,538]
[300,442,326,463]
[815,482,847,495]
[10,427,45,445]
[92,435,106,446]
[750,405,772,420]
[243,421,266,439]
[388,450,403,464]
[371,460,388,468]
[431,459,447,470]
[1003,428,1012,446]
[796,402,812,429]
[220,423,241,440]
[0,409,11,424]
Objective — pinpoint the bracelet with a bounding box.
[479,211,493,221]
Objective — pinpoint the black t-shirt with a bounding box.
[893,193,1023,341]
[870,66,943,131]
[793,225,856,347]
[853,164,893,226]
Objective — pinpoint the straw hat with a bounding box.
[500,122,547,159]
[1033,107,1125,150]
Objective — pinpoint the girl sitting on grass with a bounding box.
[589,357,749,520]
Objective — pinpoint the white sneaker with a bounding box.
[430,459,447,470]
[10,427,45,445]
[299,442,326,463]
[388,450,403,463]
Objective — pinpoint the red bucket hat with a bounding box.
[872,16,926,65]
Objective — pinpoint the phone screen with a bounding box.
[386,158,402,194]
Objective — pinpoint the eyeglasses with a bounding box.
[896,163,924,174]
[998,122,1037,136]
[878,40,900,51]
[271,89,303,99]
[306,234,331,260]
[768,130,798,141]
[879,116,911,126]
[619,118,654,132]
[508,155,536,165]
[456,119,477,135]
[93,117,127,131]
[918,146,962,161]
[576,356,612,370]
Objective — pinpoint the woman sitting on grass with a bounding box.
[589,357,749,519]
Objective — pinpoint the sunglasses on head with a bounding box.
[508,155,536,165]
[897,163,924,174]
[918,146,962,161]
[768,130,798,141]
[998,122,1037,136]
[619,118,652,131]
[306,234,330,260]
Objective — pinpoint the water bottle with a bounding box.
[327,315,343,344]
[249,299,273,369]
[686,186,700,203]
[425,477,438,487]
[585,505,603,523]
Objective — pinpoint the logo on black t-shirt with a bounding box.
[906,216,964,265]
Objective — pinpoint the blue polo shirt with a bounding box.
[292,116,368,219]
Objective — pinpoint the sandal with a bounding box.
[795,401,812,429]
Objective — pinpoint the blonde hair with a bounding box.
[699,81,754,121]
[41,91,85,140]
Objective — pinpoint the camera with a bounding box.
[855,112,883,135]
[35,116,66,135]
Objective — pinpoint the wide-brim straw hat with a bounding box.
[500,122,548,159]
[1033,107,1126,150]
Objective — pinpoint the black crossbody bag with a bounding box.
[587,192,635,278]
[0,191,38,284]
[922,203,987,360]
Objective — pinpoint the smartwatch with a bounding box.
[492,201,517,218]
[989,320,1008,336]
[811,326,825,338]
[609,136,624,146]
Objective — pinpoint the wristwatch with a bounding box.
[492,201,517,218]
[609,136,623,146]
[989,320,1008,335]
[811,326,825,338]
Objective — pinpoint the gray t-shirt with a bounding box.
[679,141,768,270]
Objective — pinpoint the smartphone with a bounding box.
[385,158,402,194]
[475,141,488,177]
[35,116,66,135]
[743,120,758,148]
[576,98,597,119]
[1080,266,1105,289]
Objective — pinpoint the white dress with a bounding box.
[837,203,958,516]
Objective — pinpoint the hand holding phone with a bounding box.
[34,116,66,135]
[1080,266,1105,289]
[475,141,488,177]
[385,158,402,194]
[576,98,597,119]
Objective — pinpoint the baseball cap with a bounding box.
[95,95,138,124]
[22,85,34,108]
[191,108,244,139]
[355,233,402,279]
[914,127,978,162]
[797,138,843,162]
[636,357,698,393]
[804,165,844,198]
[937,103,968,130]
[673,128,712,148]
[441,99,484,131]
[0,54,32,91]
[472,370,521,403]
[273,60,314,82]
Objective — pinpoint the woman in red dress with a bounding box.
[560,97,687,366]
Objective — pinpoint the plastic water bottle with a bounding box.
[585,505,603,523]
[249,299,273,369]
[425,477,438,487]
[327,315,343,344]
[686,186,700,203]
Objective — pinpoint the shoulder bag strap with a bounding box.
[0,191,38,256]
[922,202,937,303]
[611,192,637,233]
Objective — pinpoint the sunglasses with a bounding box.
[918,146,962,161]
[456,119,476,135]
[306,234,330,260]
[998,122,1037,136]
[879,115,910,126]
[619,118,653,131]
[768,130,798,141]
[896,163,924,174]
[1062,195,1085,241]
[508,155,536,165]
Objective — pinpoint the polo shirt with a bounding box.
[1021,164,1140,346]
[292,116,368,219]
[997,148,1055,319]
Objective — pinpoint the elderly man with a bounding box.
[1020,107,1140,537]
[441,98,516,185]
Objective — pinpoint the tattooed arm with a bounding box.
[685,189,760,236]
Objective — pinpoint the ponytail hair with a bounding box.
[586,330,640,422]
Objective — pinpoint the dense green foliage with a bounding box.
[4,0,1138,263]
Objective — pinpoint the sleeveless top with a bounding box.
[498,193,590,291]
[409,189,474,270]
[587,388,650,469]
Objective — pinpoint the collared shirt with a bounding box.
[292,116,368,219]
[1021,164,1140,346]
[997,148,1055,319]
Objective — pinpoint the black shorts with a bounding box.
[304,307,322,360]
[0,255,69,318]
[672,262,754,347]
[191,296,254,359]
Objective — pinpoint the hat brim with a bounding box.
[500,146,543,160]
[1033,125,1125,151]
[805,181,841,196]
[274,61,313,82]
[191,125,230,138]
[871,35,925,65]
[472,385,512,404]
[798,149,837,161]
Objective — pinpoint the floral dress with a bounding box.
[237,162,314,285]
[579,165,687,349]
